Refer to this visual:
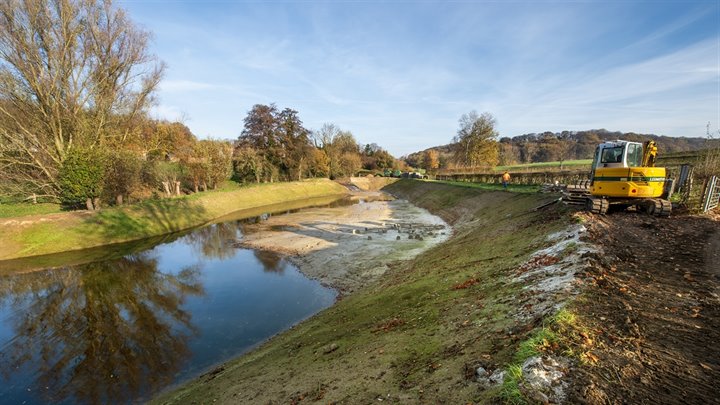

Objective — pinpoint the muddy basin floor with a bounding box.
[237,192,450,294]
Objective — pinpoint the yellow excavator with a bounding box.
[585,140,673,216]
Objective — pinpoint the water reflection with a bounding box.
[253,250,286,273]
[185,219,288,274]
[0,216,336,404]
[0,254,203,404]
[185,221,243,260]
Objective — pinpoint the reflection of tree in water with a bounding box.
[184,220,288,273]
[185,222,242,260]
[253,250,286,273]
[0,254,204,404]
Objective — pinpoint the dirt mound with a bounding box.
[568,213,720,404]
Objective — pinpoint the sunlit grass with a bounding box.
[498,308,592,403]
[515,328,559,363]
[500,364,526,405]
[495,160,592,172]
[0,202,62,218]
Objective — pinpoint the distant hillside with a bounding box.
[404,129,711,168]
[403,144,454,169]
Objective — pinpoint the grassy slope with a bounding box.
[0,179,347,260]
[0,202,62,218]
[427,179,541,193]
[153,180,570,404]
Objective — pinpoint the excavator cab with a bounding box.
[586,140,672,216]
[590,141,644,173]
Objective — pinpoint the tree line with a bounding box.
[405,126,711,171]
[233,105,402,184]
[498,129,709,165]
[0,0,403,210]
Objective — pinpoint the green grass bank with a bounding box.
[153,180,571,404]
[0,179,348,261]
[0,202,62,219]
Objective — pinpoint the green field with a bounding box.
[495,159,592,172]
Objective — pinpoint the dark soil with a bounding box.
[569,212,720,404]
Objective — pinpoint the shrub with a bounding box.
[104,151,143,205]
[58,149,106,210]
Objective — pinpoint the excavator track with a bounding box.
[586,196,609,215]
[562,181,591,206]
[644,198,672,217]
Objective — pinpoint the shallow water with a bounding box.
[0,208,339,404]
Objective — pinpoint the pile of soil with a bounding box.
[569,212,720,403]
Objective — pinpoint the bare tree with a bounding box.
[0,0,164,199]
[696,122,720,179]
[312,123,340,149]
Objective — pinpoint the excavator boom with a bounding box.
[642,140,658,167]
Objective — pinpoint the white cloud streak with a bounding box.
[160,80,220,92]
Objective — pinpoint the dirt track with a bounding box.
[570,212,720,404]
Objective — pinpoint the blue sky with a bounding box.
[119,0,720,156]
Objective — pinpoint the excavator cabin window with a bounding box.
[626,143,643,167]
[600,146,624,164]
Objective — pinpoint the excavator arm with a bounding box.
[642,140,658,167]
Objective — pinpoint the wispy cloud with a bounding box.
[493,37,718,137]
[122,1,720,155]
[160,80,221,92]
[547,39,717,106]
